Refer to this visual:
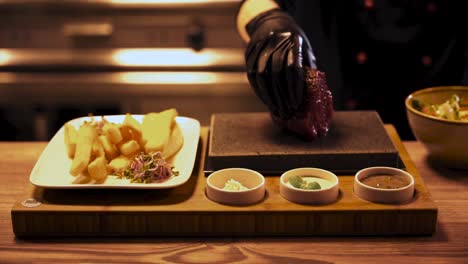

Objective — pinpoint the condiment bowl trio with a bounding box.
[206,166,415,206]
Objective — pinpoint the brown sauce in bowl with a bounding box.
[360,174,410,189]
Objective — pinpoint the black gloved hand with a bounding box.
[245,8,317,119]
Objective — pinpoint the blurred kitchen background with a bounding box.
[0,0,270,141]
[1,0,465,141]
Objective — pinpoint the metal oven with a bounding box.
[0,0,265,140]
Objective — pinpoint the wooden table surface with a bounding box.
[0,141,467,264]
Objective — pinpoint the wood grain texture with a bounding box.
[1,135,467,263]
[11,125,436,237]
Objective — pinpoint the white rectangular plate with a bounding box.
[30,115,200,189]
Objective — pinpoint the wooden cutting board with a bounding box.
[11,125,437,237]
[206,111,403,174]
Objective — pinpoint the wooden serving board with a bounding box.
[11,125,437,237]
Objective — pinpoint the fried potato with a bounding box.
[130,128,145,151]
[98,135,119,161]
[119,139,140,157]
[123,113,142,134]
[119,124,133,142]
[67,109,181,184]
[91,138,105,159]
[107,155,131,174]
[143,108,178,153]
[162,122,184,160]
[88,156,108,183]
[103,122,123,144]
[64,123,78,159]
[72,174,92,184]
[69,123,97,176]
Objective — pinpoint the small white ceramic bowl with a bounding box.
[279,168,339,205]
[354,167,415,204]
[206,168,265,206]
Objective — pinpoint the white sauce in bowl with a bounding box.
[223,178,248,191]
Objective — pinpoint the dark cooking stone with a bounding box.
[205,111,403,175]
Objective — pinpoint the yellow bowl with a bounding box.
[405,86,468,169]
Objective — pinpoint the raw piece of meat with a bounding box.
[271,67,334,140]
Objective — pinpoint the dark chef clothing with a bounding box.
[274,0,467,139]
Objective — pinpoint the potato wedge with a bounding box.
[98,135,119,161]
[103,122,123,144]
[72,174,92,184]
[64,123,78,159]
[130,128,145,151]
[69,123,97,176]
[123,113,142,134]
[119,124,133,142]
[88,156,108,183]
[91,138,105,159]
[119,139,140,157]
[143,108,178,153]
[107,155,131,175]
[162,122,184,160]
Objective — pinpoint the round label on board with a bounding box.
[21,198,42,208]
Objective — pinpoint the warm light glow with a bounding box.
[118,72,220,84]
[112,49,218,67]
[0,50,12,65]
[110,0,228,5]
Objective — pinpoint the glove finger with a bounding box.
[245,39,272,105]
[247,37,285,109]
[253,34,289,115]
[300,34,317,70]
[270,33,293,117]
[245,36,270,71]
[285,34,306,114]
